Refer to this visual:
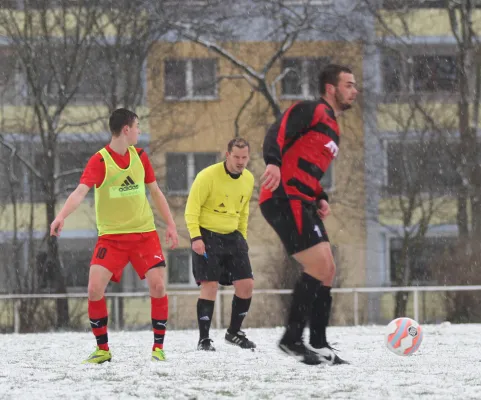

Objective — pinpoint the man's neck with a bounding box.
[109,139,129,156]
[224,161,241,179]
[321,96,341,117]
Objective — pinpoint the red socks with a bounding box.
[151,295,168,350]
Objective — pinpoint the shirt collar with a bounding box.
[223,161,242,179]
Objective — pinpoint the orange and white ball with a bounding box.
[385,317,423,356]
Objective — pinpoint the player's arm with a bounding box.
[261,102,317,191]
[147,181,178,249]
[50,184,90,236]
[184,171,211,254]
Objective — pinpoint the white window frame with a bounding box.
[281,58,316,100]
[164,59,218,101]
[381,46,462,98]
[382,135,462,196]
[385,229,458,287]
[167,249,196,288]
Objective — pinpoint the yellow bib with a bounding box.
[95,146,155,236]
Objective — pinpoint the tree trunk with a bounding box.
[46,181,70,329]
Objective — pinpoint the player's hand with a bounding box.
[261,164,281,192]
[192,239,205,256]
[317,199,330,220]
[50,216,64,237]
[165,222,179,249]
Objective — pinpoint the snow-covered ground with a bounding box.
[1,324,480,400]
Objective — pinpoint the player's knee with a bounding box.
[149,280,166,297]
[329,262,336,279]
[200,281,218,298]
[234,278,254,298]
[88,281,105,300]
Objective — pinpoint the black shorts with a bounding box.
[260,198,329,256]
[192,228,253,286]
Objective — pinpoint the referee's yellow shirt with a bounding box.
[185,161,254,240]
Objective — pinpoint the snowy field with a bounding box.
[1,324,481,400]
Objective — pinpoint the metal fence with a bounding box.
[2,285,481,333]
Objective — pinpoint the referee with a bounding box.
[184,138,256,351]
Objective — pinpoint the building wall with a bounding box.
[148,40,367,327]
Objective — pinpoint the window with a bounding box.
[33,237,95,290]
[167,248,195,287]
[77,46,145,105]
[164,59,217,100]
[0,144,23,204]
[283,0,332,5]
[0,241,21,292]
[0,0,19,8]
[385,141,461,195]
[321,163,333,191]
[382,0,475,9]
[166,152,218,194]
[281,57,330,99]
[0,47,21,105]
[382,50,457,95]
[389,237,457,285]
[31,142,100,202]
[59,246,92,289]
[57,142,99,198]
[165,0,207,6]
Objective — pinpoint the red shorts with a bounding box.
[90,231,165,283]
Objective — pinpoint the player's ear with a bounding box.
[327,83,335,95]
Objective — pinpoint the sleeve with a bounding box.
[79,153,105,188]
[238,175,254,240]
[138,149,156,184]
[184,170,212,240]
[316,190,329,203]
[263,101,319,166]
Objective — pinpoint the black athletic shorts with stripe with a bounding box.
[192,227,253,286]
[260,198,329,256]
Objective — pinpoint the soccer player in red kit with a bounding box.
[50,108,179,363]
[259,64,358,365]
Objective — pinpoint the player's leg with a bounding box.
[291,206,347,365]
[225,232,256,349]
[293,243,346,364]
[225,278,255,349]
[130,232,168,361]
[260,198,323,365]
[84,239,126,364]
[191,247,220,350]
[196,280,218,350]
[145,267,168,361]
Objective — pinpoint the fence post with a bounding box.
[114,296,120,331]
[413,290,419,322]
[14,300,20,333]
[215,290,222,329]
[353,290,359,326]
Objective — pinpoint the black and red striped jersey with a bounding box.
[259,99,339,204]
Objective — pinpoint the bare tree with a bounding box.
[365,0,481,320]
[0,0,101,328]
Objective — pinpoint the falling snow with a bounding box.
[1,323,481,399]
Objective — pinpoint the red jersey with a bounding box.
[81,145,157,240]
[80,145,156,188]
[259,99,339,204]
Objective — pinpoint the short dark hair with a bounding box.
[227,138,250,153]
[109,108,138,136]
[319,64,353,95]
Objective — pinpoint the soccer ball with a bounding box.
[385,317,423,356]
